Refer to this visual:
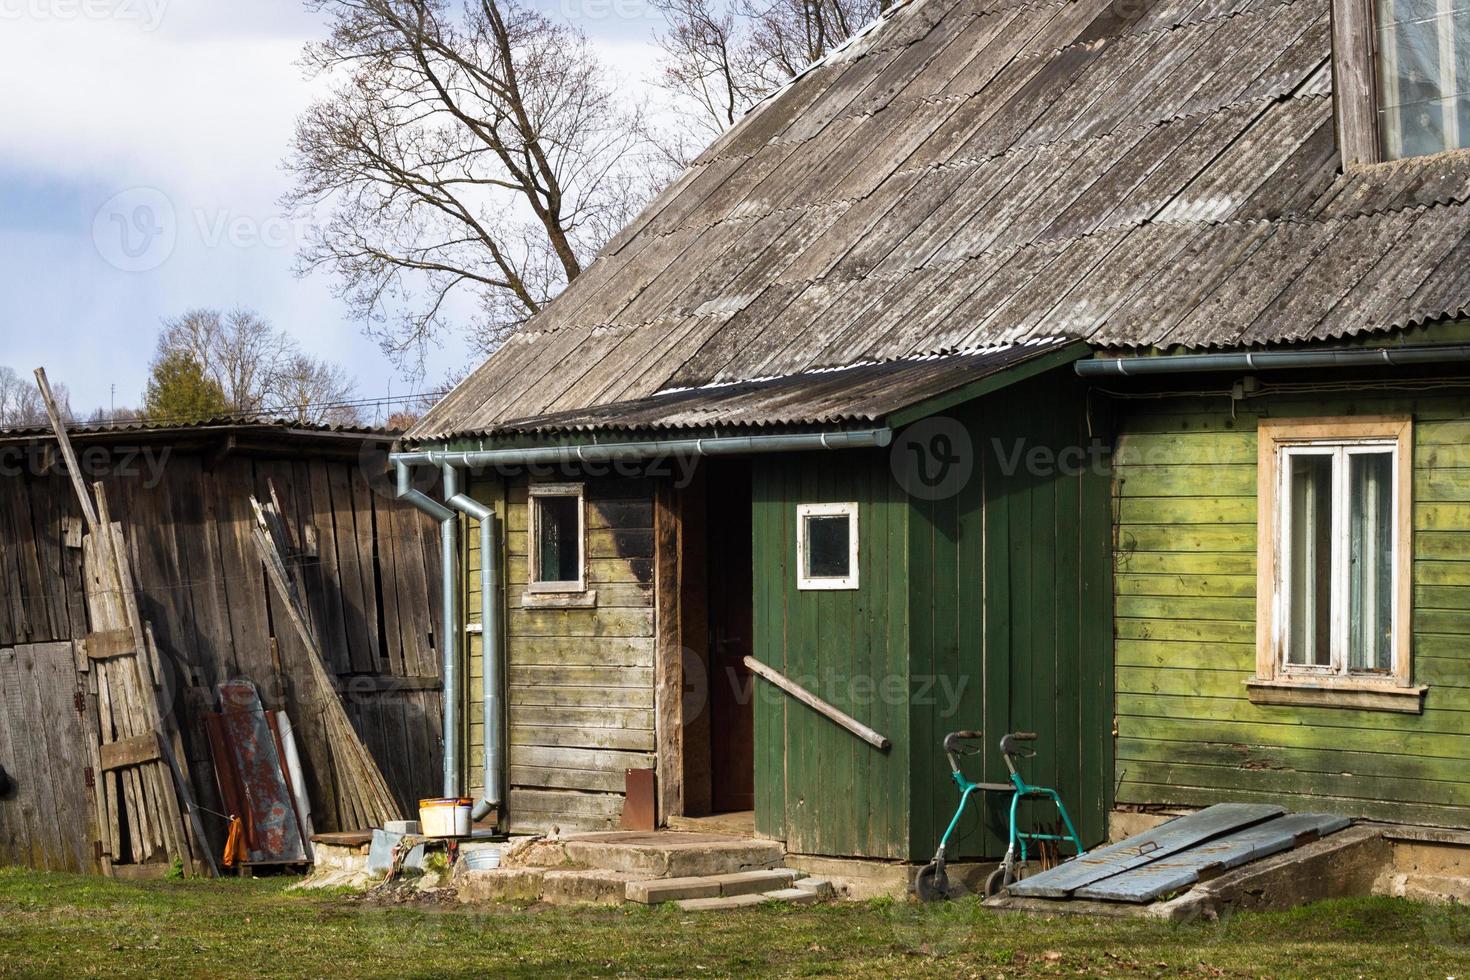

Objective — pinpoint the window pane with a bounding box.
[805,515,851,579]
[1349,452,1395,672]
[534,495,580,583]
[1377,0,1470,158]
[1286,454,1333,667]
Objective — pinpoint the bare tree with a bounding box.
[652,0,882,152]
[0,367,69,428]
[271,355,365,426]
[158,309,296,412]
[152,308,362,424]
[284,0,656,368]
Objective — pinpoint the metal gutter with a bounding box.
[1075,344,1470,377]
[393,461,462,799]
[442,465,504,828]
[393,426,892,468]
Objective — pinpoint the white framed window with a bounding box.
[527,483,586,593]
[1252,418,1422,712]
[797,503,859,591]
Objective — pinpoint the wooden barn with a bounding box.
[0,417,445,874]
[385,0,1470,870]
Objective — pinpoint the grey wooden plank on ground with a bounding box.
[1007,803,1285,898]
[1074,812,1353,903]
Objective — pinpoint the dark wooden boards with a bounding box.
[0,434,445,870]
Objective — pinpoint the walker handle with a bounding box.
[1001,732,1038,758]
[942,731,984,774]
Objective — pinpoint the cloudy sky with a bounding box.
[0,0,668,421]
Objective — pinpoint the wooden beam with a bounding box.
[33,367,98,530]
[99,733,162,772]
[1331,0,1381,167]
[743,656,891,751]
[83,629,136,661]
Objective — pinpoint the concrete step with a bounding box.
[627,868,802,904]
[507,831,785,878]
[456,867,648,905]
[674,887,820,911]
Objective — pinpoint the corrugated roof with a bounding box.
[411,0,1470,441]
[0,415,401,444]
[480,339,1073,434]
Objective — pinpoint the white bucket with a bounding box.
[419,797,472,837]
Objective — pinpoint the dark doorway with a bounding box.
[703,459,755,813]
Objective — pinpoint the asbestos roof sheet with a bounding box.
[411,0,1470,441]
[471,340,1073,435]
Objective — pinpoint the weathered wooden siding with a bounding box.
[752,449,912,859]
[0,642,95,872]
[1114,393,1470,827]
[907,375,1114,862]
[749,373,1114,862]
[0,447,444,866]
[466,474,656,833]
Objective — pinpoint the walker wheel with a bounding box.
[983,864,1016,898]
[915,862,948,902]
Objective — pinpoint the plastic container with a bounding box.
[419,797,472,837]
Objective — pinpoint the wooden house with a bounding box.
[0,418,445,873]
[397,0,1470,866]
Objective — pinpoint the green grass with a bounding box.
[0,868,1467,978]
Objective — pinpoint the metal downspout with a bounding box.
[394,461,462,800]
[442,465,504,826]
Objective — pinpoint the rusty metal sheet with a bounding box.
[209,680,307,865]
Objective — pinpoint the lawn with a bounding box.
[0,868,1467,978]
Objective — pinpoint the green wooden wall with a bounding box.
[752,372,1114,862]
[906,375,1114,861]
[752,449,913,859]
[1114,393,1470,827]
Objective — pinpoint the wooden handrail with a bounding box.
[742,656,891,751]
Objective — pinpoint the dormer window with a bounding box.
[1376,0,1470,158]
[1333,0,1470,163]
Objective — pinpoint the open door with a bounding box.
[704,459,755,813]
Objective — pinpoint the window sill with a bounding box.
[520,590,597,609]
[1245,677,1427,714]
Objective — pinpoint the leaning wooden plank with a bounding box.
[249,516,400,827]
[742,656,891,751]
[1074,813,1354,903]
[1007,803,1287,899]
[32,367,98,530]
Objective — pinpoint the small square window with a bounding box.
[797,503,858,590]
[528,483,585,593]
